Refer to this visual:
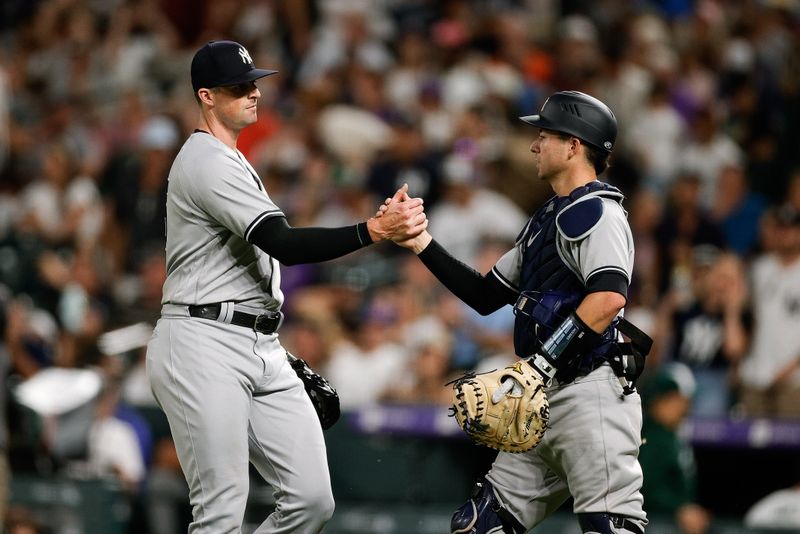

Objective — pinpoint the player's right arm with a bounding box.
[185,144,425,265]
[249,184,426,265]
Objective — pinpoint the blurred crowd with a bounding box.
[1,0,800,532]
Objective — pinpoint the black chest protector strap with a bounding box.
[607,318,653,395]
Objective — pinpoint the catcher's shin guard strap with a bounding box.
[451,481,524,534]
[578,512,644,534]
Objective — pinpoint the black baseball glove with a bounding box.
[287,352,341,430]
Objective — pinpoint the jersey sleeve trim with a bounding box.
[245,209,285,242]
[586,265,630,284]
[586,271,629,297]
[490,266,518,292]
[355,222,372,246]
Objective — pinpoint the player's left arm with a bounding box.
[565,197,633,330]
[574,291,627,333]
[528,197,633,382]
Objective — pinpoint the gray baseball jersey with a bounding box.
[492,195,634,294]
[162,131,284,310]
[147,130,333,533]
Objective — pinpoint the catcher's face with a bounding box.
[210,81,261,130]
[530,129,573,182]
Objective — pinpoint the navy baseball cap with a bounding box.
[191,40,277,93]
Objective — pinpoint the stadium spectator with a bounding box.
[324,290,409,410]
[366,115,446,211]
[657,250,751,417]
[382,316,454,406]
[655,171,726,298]
[639,362,711,534]
[427,151,527,265]
[738,204,800,418]
[710,164,768,258]
[627,81,687,193]
[101,114,180,273]
[16,142,103,250]
[680,106,744,209]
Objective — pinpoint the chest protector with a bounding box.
[513,182,625,380]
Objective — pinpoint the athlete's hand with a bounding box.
[367,184,427,242]
[394,229,433,254]
[374,189,432,253]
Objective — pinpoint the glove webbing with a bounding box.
[449,373,490,435]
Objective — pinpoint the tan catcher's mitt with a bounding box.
[449,360,549,453]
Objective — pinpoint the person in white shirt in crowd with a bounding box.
[324,290,409,410]
[680,106,744,209]
[738,205,800,418]
[427,152,527,265]
[17,142,104,249]
[626,81,688,194]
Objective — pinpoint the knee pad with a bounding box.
[450,480,523,534]
[578,512,644,534]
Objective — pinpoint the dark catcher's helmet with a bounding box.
[520,91,617,153]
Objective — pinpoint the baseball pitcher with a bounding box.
[145,40,426,533]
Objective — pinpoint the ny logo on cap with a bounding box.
[238,46,253,65]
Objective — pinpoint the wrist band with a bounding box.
[356,222,372,246]
[541,311,600,362]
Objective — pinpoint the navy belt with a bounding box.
[188,304,283,334]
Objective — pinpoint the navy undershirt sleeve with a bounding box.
[417,239,518,315]
[249,215,372,265]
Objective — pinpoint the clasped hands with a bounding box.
[366,184,431,250]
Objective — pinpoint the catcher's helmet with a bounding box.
[520,91,617,153]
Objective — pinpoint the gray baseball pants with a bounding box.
[146,305,334,533]
[487,365,647,531]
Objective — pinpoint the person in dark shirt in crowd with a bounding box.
[660,248,750,417]
[655,172,726,296]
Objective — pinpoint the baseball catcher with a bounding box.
[386,90,652,534]
[449,360,549,453]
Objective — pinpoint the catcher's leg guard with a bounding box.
[451,480,524,534]
[578,512,645,534]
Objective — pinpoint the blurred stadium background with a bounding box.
[1,0,800,532]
